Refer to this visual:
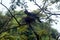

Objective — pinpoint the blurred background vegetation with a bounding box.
[0,10,59,40]
[0,0,60,40]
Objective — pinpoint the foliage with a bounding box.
[0,0,60,40]
[0,10,58,40]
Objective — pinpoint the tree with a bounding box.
[0,0,60,40]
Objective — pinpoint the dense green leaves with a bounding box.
[0,0,60,40]
[0,10,58,40]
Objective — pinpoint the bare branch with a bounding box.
[42,1,46,8]
[1,17,12,28]
[34,1,41,10]
[52,14,60,15]
[1,0,2,3]
[0,3,21,26]
[46,15,52,19]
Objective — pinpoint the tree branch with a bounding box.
[28,24,39,40]
[0,26,19,34]
[33,1,60,15]
[34,1,41,10]
[0,3,21,26]
[0,23,26,34]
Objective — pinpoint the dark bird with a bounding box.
[24,10,42,23]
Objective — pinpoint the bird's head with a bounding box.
[24,10,29,14]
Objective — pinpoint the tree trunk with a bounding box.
[49,35,51,40]
[28,24,40,40]
[40,36,42,40]
[56,36,59,40]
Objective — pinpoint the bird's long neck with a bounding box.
[25,12,29,14]
[25,11,30,16]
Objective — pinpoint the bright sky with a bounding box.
[0,0,60,32]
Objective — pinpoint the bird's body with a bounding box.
[24,10,38,18]
[24,10,42,23]
[24,17,35,24]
